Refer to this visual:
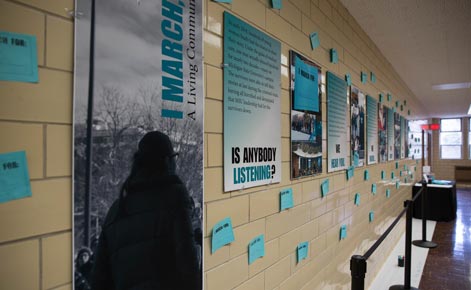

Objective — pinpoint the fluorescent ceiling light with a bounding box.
[432,82,471,90]
[468,104,471,115]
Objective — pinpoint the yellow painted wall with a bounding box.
[0,0,425,289]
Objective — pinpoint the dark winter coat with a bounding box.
[90,174,200,290]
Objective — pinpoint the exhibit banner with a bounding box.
[387,108,394,161]
[378,104,388,163]
[350,86,365,167]
[366,95,378,165]
[223,12,281,191]
[327,71,349,172]
[73,0,203,288]
[395,112,402,159]
[290,51,322,179]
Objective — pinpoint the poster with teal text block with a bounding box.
[297,241,309,262]
[0,151,32,203]
[0,31,38,83]
[248,235,265,264]
[280,188,294,211]
[212,217,235,253]
[294,55,319,112]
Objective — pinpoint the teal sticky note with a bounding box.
[408,109,411,116]
[248,234,265,264]
[340,225,347,240]
[392,107,396,113]
[0,31,38,83]
[297,241,309,262]
[0,151,32,203]
[346,166,354,180]
[396,181,400,189]
[369,211,374,222]
[387,93,392,101]
[321,179,329,197]
[280,188,294,211]
[272,0,282,9]
[404,100,407,106]
[404,165,407,170]
[400,171,403,177]
[364,170,369,181]
[214,0,232,3]
[386,189,391,198]
[310,32,320,49]
[345,73,352,86]
[372,183,377,194]
[370,72,376,83]
[379,93,384,103]
[395,101,399,107]
[400,105,404,111]
[361,72,367,83]
[212,217,235,253]
[330,48,338,64]
[395,162,398,169]
[391,172,395,179]
[354,193,360,206]
[381,170,385,180]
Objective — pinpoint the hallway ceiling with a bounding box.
[340,0,471,118]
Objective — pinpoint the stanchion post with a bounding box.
[390,200,419,290]
[350,255,367,290]
[412,182,438,248]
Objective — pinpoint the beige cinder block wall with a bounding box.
[203,0,425,289]
[0,1,74,290]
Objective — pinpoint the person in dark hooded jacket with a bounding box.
[91,131,201,290]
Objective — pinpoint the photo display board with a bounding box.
[223,12,281,191]
[366,95,378,165]
[395,112,402,159]
[327,71,349,172]
[401,116,406,159]
[378,104,388,163]
[73,0,204,288]
[351,86,365,167]
[387,107,394,161]
[289,51,322,179]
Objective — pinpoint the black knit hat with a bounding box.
[138,131,175,159]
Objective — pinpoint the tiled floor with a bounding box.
[419,188,471,290]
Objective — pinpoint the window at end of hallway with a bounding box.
[440,118,462,159]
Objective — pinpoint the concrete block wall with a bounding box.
[0,0,74,289]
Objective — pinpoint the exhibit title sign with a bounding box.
[327,71,349,172]
[366,95,378,164]
[223,12,281,191]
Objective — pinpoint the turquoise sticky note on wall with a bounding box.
[310,32,320,49]
[361,72,367,84]
[271,0,282,9]
[396,181,400,189]
[370,72,376,83]
[404,164,407,170]
[345,73,352,86]
[386,189,391,198]
[330,48,338,63]
[395,101,399,107]
[0,31,38,83]
[354,193,360,206]
[387,93,392,101]
[321,179,329,197]
[369,211,374,222]
[395,162,398,169]
[400,171,403,177]
[212,217,235,253]
[364,170,369,181]
[400,105,404,111]
[248,234,265,264]
[404,100,407,106]
[346,166,354,180]
[280,188,294,211]
[408,110,411,115]
[297,241,309,262]
[391,172,395,179]
[372,183,377,194]
[0,150,32,203]
[393,107,396,113]
[214,0,232,2]
[340,225,347,240]
[379,93,384,103]
[381,170,385,180]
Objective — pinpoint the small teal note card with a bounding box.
[404,164,408,170]
[297,241,309,263]
[396,181,400,189]
[321,179,329,197]
[387,93,392,101]
[370,72,376,83]
[346,166,354,180]
[372,183,377,194]
[400,105,404,111]
[379,93,384,103]
[408,109,411,116]
[248,234,265,264]
[340,225,347,240]
[345,73,352,86]
[0,31,38,83]
[212,217,235,253]
[280,188,294,211]
[214,0,232,3]
[310,32,320,49]
[381,170,385,180]
[361,72,367,83]
[396,101,399,107]
[0,151,32,203]
[404,100,407,106]
[386,189,391,198]
[272,0,282,9]
[391,172,395,179]
[369,211,374,222]
[400,171,403,177]
[395,162,398,169]
[330,48,338,64]
[364,169,369,181]
[354,193,360,206]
